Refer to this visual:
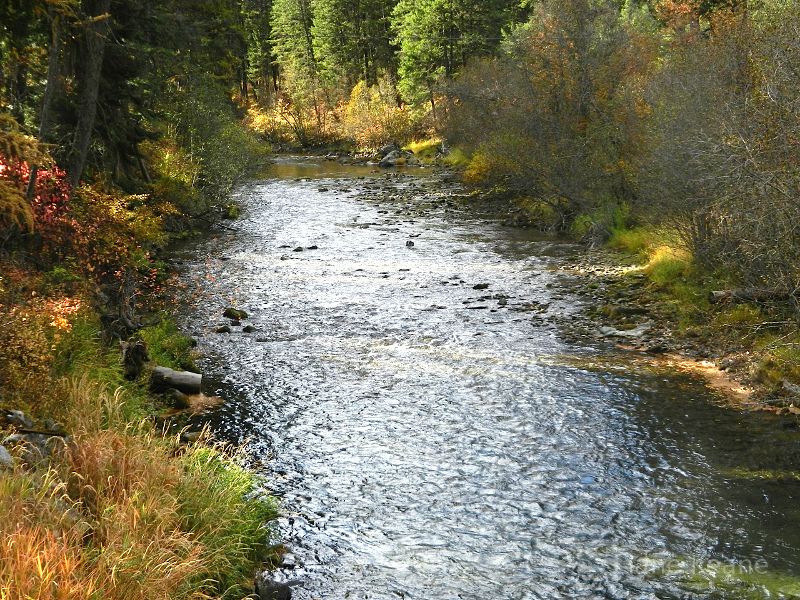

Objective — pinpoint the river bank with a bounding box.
[0,257,282,599]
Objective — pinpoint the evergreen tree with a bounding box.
[271,0,317,90]
[243,0,277,101]
[311,0,397,89]
[271,0,329,133]
[392,0,525,104]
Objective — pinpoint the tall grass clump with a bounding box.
[179,444,279,596]
[0,379,277,600]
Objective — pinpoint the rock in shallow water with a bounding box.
[255,576,292,600]
[223,307,248,320]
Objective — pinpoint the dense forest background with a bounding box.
[1,0,798,294]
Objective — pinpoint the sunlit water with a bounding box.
[175,157,800,599]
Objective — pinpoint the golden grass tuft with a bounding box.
[0,377,276,600]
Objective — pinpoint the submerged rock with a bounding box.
[281,553,298,569]
[255,576,292,600]
[223,307,248,320]
[180,430,202,444]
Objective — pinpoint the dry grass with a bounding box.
[0,376,275,600]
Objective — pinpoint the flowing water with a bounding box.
[174,157,800,599]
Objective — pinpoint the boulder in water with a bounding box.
[379,150,419,168]
[223,307,248,320]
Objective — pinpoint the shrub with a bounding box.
[446,0,654,231]
[341,77,416,151]
[153,79,269,217]
[638,3,800,295]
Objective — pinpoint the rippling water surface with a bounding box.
[175,157,800,599]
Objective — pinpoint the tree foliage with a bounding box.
[312,0,397,89]
[392,0,526,104]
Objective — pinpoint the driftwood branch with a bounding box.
[709,289,793,304]
[150,367,202,395]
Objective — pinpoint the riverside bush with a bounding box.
[0,334,276,600]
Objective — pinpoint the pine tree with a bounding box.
[243,0,277,101]
[392,0,525,104]
[311,0,397,90]
[271,0,317,89]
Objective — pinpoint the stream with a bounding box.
[174,156,800,599]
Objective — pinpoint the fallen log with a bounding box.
[150,367,202,395]
[709,289,792,304]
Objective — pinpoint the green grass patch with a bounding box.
[608,225,681,257]
[756,336,800,388]
[179,445,279,597]
[49,314,153,422]
[644,246,693,287]
[139,316,198,372]
[404,138,442,161]
[515,197,558,225]
[442,146,470,168]
[712,304,763,329]
[608,227,655,256]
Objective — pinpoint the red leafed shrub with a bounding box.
[0,156,167,293]
[0,155,76,256]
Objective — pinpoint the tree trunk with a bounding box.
[67,0,111,189]
[27,9,64,199]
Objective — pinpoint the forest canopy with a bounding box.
[0,0,799,294]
